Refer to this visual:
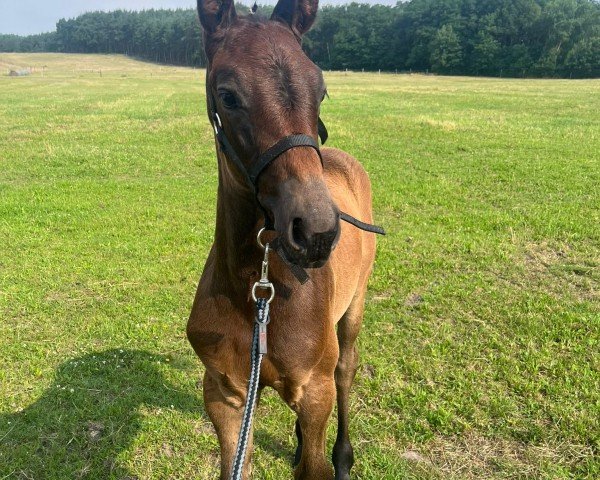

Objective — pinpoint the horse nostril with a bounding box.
[291,217,307,251]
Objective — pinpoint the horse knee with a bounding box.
[335,348,358,387]
[293,377,335,479]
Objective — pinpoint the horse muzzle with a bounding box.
[260,178,341,269]
[281,215,340,268]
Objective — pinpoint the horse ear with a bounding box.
[270,0,319,37]
[197,0,237,36]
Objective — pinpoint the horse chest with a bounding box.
[189,292,334,370]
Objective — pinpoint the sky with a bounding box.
[0,0,396,36]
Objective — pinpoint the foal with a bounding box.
[187,0,377,478]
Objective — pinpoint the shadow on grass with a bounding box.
[0,349,206,479]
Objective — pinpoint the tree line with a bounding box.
[1,1,599,78]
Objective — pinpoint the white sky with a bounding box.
[0,0,397,35]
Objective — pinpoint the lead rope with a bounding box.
[230,230,274,480]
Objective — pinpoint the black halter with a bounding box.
[207,88,385,282]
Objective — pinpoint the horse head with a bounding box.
[198,0,340,268]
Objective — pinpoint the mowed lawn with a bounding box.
[0,53,598,479]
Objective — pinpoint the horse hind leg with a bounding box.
[332,292,365,480]
[293,418,303,466]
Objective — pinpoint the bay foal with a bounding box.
[186,0,377,478]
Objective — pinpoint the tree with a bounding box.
[472,31,501,75]
[1,1,599,78]
[565,37,600,77]
[430,24,463,73]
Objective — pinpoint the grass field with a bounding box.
[0,53,598,479]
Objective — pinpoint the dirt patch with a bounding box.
[524,241,569,272]
[401,449,428,463]
[518,241,598,302]
[405,293,424,308]
[86,421,104,442]
[361,363,376,379]
[423,431,593,479]
[161,443,174,457]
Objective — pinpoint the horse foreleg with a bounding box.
[332,294,364,480]
[203,370,253,480]
[293,372,336,480]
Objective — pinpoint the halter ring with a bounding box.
[256,227,268,249]
[251,281,275,303]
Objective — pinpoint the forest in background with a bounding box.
[1,0,599,78]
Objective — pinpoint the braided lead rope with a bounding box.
[230,299,269,480]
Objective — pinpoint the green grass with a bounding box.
[0,53,598,479]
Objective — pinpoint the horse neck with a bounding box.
[213,149,261,290]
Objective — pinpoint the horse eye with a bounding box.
[321,89,328,103]
[219,90,238,109]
